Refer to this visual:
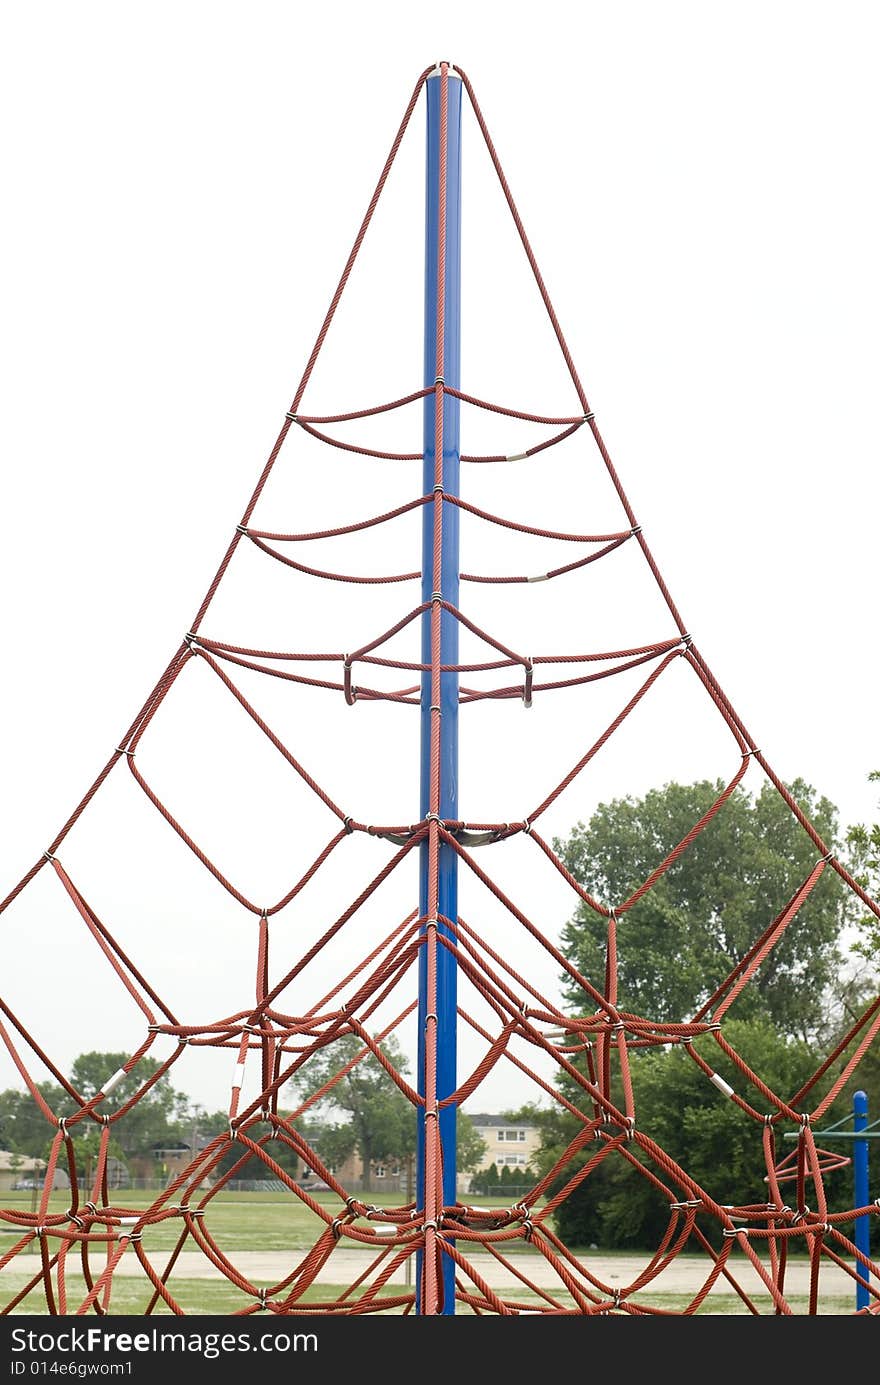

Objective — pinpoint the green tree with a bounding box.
[292,1034,416,1192]
[0,1053,193,1187]
[554,778,849,1040]
[535,1018,833,1250]
[65,1052,190,1163]
[845,769,880,960]
[456,1113,487,1177]
[0,1083,65,1160]
[480,1162,499,1195]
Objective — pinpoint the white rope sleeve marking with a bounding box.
[233,1062,246,1088]
[102,1068,127,1095]
[710,1072,735,1098]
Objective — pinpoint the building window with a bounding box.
[496,1157,505,1165]
[391,1165,401,1178]
[497,1131,505,1141]
[375,1165,386,1179]
[519,1131,526,1141]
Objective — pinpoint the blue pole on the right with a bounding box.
[854,1088,869,1310]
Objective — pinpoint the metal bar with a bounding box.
[416,64,462,1315]
[782,1130,880,1139]
[854,1089,870,1311]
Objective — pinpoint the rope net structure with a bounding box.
[2,61,879,1318]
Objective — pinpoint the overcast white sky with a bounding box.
[1,2,878,1123]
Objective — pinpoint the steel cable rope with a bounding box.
[2,59,880,1317]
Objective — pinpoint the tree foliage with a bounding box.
[534,1019,845,1250]
[0,1053,193,1183]
[554,778,849,1041]
[291,1034,416,1190]
[845,769,880,960]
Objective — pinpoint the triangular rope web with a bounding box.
[2,61,879,1318]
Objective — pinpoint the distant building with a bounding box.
[0,1150,70,1192]
[302,1150,410,1195]
[295,1113,544,1197]
[462,1113,542,1193]
[129,1136,214,1187]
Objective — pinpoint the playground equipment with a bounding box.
[1,61,879,1316]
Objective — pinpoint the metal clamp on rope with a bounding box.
[431,590,443,603]
[285,411,297,423]
[67,1212,85,1230]
[424,1012,438,1029]
[258,1288,268,1310]
[434,374,445,386]
[343,656,356,706]
[426,812,443,826]
[115,746,134,757]
[330,1217,344,1240]
[423,917,439,933]
[520,818,531,835]
[522,658,533,708]
[515,1204,534,1241]
[433,482,445,494]
[43,850,56,863]
[236,523,248,536]
[630,524,642,536]
[583,412,595,423]
[680,633,693,649]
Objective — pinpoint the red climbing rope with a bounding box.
[1,60,879,1321]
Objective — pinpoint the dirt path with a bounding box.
[104,1246,861,1301]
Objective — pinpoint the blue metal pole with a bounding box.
[854,1089,869,1310]
[416,66,461,1315]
